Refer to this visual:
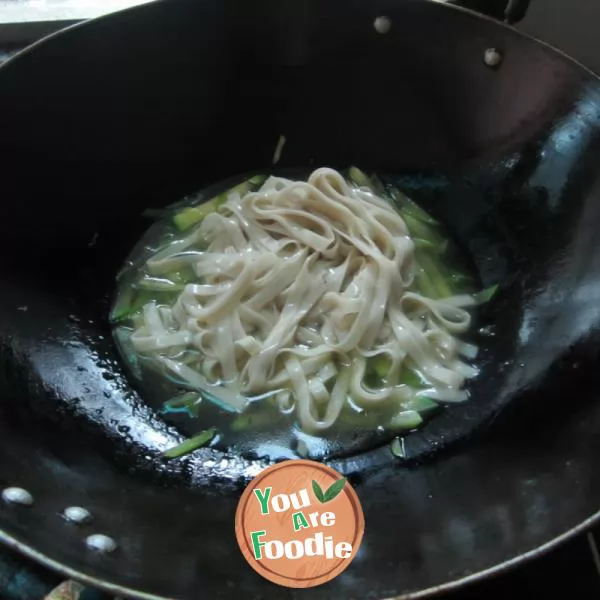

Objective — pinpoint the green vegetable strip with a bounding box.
[368,174,389,198]
[415,238,449,256]
[110,287,135,324]
[449,272,475,295]
[248,175,267,186]
[390,437,406,458]
[162,392,202,416]
[388,186,439,225]
[168,267,197,284]
[414,238,435,252]
[173,176,266,231]
[146,255,204,277]
[413,260,439,298]
[387,410,423,431]
[366,356,428,391]
[402,212,444,246]
[409,396,440,413]
[162,427,217,459]
[399,364,425,388]
[416,252,453,298]
[371,355,392,379]
[347,166,372,188]
[134,275,185,292]
[114,327,141,379]
[173,196,225,231]
[110,289,177,324]
[349,169,439,229]
[473,284,499,304]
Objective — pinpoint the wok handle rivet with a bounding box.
[484,48,503,68]
[85,534,117,553]
[2,487,34,506]
[63,506,92,524]
[374,16,391,34]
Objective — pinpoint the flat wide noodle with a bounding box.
[130,168,477,434]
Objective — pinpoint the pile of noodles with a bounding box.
[130,168,477,434]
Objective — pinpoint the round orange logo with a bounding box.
[235,459,365,588]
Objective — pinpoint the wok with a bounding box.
[0,0,600,598]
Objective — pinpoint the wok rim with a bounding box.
[1,511,598,599]
[0,0,597,80]
[1,0,600,598]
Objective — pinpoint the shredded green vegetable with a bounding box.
[414,237,448,254]
[172,176,266,231]
[416,252,453,298]
[161,392,202,417]
[388,186,439,225]
[162,427,217,459]
[173,197,225,231]
[248,175,267,186]
[110,289,177,324]
[473,284,499,305]
[413,261,439,298]
[449,271,474,292]
[387,410,423,431]
[134,275,185,292]
[113,327,141,380]
[390,436,406,458]
[347,166,372,188]
[410,396,439,412]
[371,355,392,379]
[402,213,444,246]
[110,287,135,324]
[400,364,426,389]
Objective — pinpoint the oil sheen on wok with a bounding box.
[111,167,489,460]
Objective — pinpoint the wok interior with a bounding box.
[0,1,600,598]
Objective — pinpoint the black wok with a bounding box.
[1,0,600,598]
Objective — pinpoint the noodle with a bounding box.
[124,168,478,435]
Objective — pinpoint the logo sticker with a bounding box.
[235,459,364,588]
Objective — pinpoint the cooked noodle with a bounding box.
[128,168,477,435]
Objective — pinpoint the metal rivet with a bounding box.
[63,506,92,524]
[484,48,503,68]
[2,487,33,506]
[374,16,392,34]
[85,534,117,553]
